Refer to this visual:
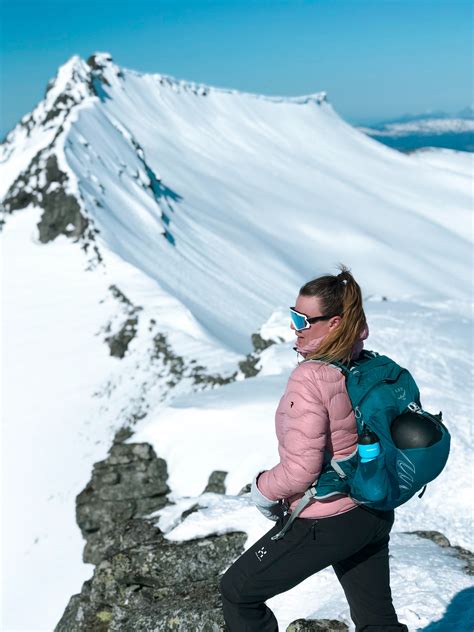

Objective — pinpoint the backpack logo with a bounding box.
[394,386,407,401]
[290,401,294,408]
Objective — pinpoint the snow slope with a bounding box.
[411,147,473,178]
[2,53,471,354]
[1,52,472,631]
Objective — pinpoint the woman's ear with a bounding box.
[328,315,342,330]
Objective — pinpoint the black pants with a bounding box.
[219,505,408,631]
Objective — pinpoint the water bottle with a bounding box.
[358,429,380,462]
[356,428,386,502]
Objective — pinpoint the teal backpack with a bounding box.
[271,350,451,541]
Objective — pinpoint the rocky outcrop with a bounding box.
[286,620,348,632]
[102,286,142,359]
[0,147,103,268]
[203,471,227,495]
[2,151,90,242]
[237,332,277,378]
[76,442,170,566]
[56,517,246,631]
[56,441,248,631]
[57,438,352,631]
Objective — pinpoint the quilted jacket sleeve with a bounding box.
[257,362,330,501]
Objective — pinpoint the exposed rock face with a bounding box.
[1,146,103,268]
[56,518,246,631]
[251,332,277,353]
[2,151,91,242]
[150,332,238,390]
[76,442,171,566]
[286,619,349,632]
[56,442,247,631]
[203,470,227,495]
[101,285,143,359]
[238,331,277,378]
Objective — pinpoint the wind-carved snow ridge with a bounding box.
[0,53,133,266]
[1,55,90,154]
[125,65,327,105]
[0,52,121,195]
[109,118,182,246]
[1,52,122,148]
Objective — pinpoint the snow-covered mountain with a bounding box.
[1,52,472,631]
[2,51,471,343]
[358,108,474,152]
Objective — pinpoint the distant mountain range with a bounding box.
[358,107,474,152]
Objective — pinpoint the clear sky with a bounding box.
[0,0,472,138]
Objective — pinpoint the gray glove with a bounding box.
[251,471,288,521]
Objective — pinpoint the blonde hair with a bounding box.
[300,263,367,365]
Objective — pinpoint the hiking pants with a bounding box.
[219,505,408,632]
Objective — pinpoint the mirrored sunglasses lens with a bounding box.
[290,309,307,330]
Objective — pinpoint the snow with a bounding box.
[360,118,474,136]
[1,207,114,629]
[410,147,473,178]
[0,55,93,199]
[1,53,473,631]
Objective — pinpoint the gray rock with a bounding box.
[238,353,261,378]
[76,442,170,565]
[286,619,349,631]
[203,470,227,494]
[408,529,450,547]
[56,442,248,630]
[2,152,90,243]
[105,316,139,359]
[238,482,252,495]
[237,331,279,378]
[151,331,237,393]
[251,332,276,353]
[1,147,103,268]
[55,517,246,631]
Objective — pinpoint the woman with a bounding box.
[219,265,408,632]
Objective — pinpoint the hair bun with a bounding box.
[337,272,348,285]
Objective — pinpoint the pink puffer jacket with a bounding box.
[257,326,369,519]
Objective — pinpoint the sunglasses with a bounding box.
[289,306,335,331]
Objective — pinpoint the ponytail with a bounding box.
[299,263,367,364]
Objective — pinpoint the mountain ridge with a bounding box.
[1,51,471,356]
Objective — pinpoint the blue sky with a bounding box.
[0,0,472,137]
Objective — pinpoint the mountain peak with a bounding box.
[86,51,124,83]
[86,51,114,69]
[44,54,91,101]
[1,52,124,153]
